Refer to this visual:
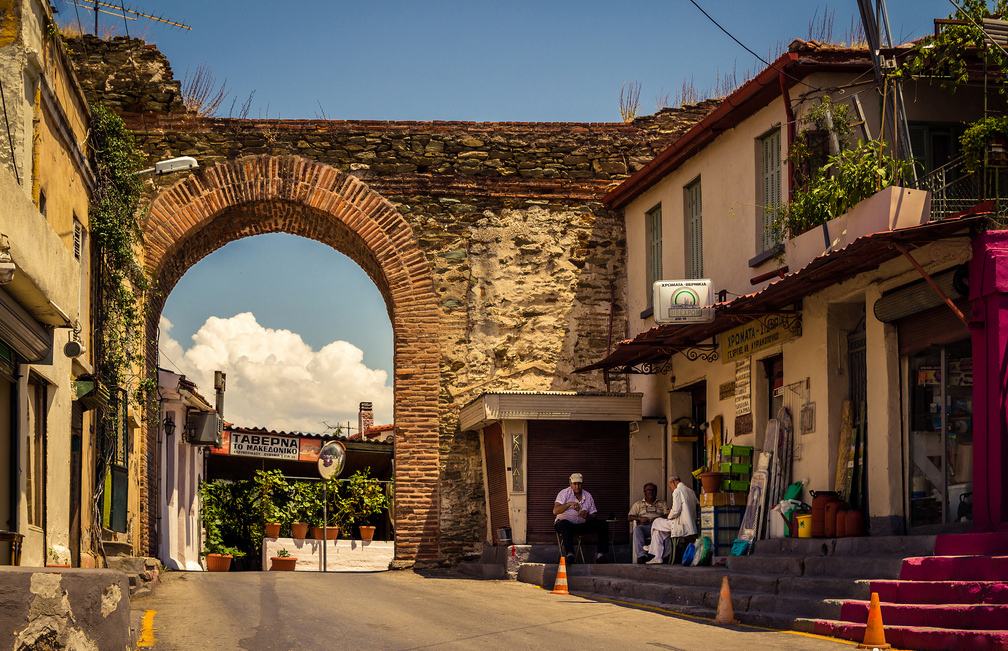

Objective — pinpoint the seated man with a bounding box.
[628,482,668,564]
[553,472,610,564]
[645,474,698,564]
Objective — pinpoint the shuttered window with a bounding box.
[762,130,782,251]
[686,179,703,279]
[484,423,511,543]
[897,301,970,357]
[526,420,630,544]
[645,204,662,308]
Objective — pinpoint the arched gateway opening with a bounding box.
[142,155,440,561]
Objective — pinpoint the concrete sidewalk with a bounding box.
[0,566,132,650]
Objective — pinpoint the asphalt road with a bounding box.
[134,570,854,651]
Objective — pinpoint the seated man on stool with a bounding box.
[554,472,610,564]
[629,482,668,564]
[645,474,698,564]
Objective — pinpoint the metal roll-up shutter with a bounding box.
[897,301,971,357]
[526,420,629,544]
[483,422,510,543]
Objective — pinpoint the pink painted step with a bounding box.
[901,555,1008,581]
[839,600,1008,629]
[813,619,1008,651]
[935,532,1008,557]
[870,579,1008,604]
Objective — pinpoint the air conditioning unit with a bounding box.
[652,279,715,325]
[186,410,222,446]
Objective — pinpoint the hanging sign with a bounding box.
[652,280,715,324]
[721,317,798,363]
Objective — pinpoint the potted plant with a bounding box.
[46,547,70,568]
[289,480,317,539]
[200,479,248,571]
[203,543,245,572]
[337,469,389,542]
[269,548,296,571]
[255,469,290,538]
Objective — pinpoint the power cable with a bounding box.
[0,78,20,184]
[685,0,821,91]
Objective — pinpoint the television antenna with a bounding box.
[66,0,191,35]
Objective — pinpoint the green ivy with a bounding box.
[89,103,148,415]
[900,0,1008,94]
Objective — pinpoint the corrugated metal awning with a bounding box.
[577,212,985,375]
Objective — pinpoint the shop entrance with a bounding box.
[907,339,973,530]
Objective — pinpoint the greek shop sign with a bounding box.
[721,317,798,363]
[229,433,300,460]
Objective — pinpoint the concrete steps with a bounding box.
[105,556,162,598]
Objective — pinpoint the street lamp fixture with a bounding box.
[163,414,176,437]
[136,156,199,176]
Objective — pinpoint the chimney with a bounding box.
[358,401,373,437]
[214,371,226,417]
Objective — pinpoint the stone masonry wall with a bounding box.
[68,35,717,562]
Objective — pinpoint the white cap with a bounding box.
[569,473,583,483]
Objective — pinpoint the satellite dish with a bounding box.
[318,441,346,480]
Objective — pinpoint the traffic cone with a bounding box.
[856,592,891,649]
[551,556,570,595]
[713,576,738,625]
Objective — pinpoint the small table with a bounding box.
[0,530,23,566]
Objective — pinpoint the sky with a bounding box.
[68,0,962,433]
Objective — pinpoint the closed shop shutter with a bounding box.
[484,422,510,543]
[526,420,629,544]
[897,301,970,357]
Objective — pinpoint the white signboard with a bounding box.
[735,358,751,416]
[652,280,715,325]
[229,432,300,460]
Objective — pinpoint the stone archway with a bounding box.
[142,155,440,561]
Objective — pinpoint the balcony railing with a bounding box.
[915,155,1008,220]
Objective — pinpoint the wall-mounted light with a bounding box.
[136,156,199,176]
[0,234,15,284]
[163,414,176,437]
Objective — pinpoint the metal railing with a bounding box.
[915,155,1008,220]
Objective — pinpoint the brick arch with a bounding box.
[143,155,440,562]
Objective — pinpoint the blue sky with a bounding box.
[77,0,958,432]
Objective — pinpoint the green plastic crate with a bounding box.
[721,444,753,458]
[719,462,752,474]
[721,479,751,492]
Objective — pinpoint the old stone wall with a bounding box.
[67,35,717,562]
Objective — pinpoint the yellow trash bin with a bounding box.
[797,514,813,538]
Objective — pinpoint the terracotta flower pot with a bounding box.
[270,556,296,571]
[205,553,232,572]
[312,526,338,540]
[699,472,725,494]
[359,525,376,542]
[264,523,281,538]
[291,522,309,539]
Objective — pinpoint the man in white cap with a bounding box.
[553,472,610,564]
[645,474,698,564]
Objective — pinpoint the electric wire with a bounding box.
[685,0,821,92]
[0,78,20,184]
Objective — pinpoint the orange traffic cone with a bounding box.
[856,592,891,649]
[713,576,738,625]
[551,556,570,595]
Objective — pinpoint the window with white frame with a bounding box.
[761,129,782,251]
[686,179,703,279]
[645,204,662,309]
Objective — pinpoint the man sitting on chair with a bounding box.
[554,472,610,564]
[629,482,668,564]
[645,475,698,564]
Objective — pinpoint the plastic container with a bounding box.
[844,510,865,537]
[797,514,813,538]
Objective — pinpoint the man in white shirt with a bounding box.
[553,472,610,564]
[645,475,698,564]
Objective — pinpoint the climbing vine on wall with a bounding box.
[88,103,154,425]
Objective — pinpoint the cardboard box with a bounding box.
[699,491,748,507]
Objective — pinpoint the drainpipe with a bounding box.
[606,280,615,392]
[779,72,795,199]
[31,85,40,207]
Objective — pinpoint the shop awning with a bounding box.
[577,212,985,374]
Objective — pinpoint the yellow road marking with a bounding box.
[137,609,157,647]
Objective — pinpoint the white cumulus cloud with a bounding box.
[159,313,392,433]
